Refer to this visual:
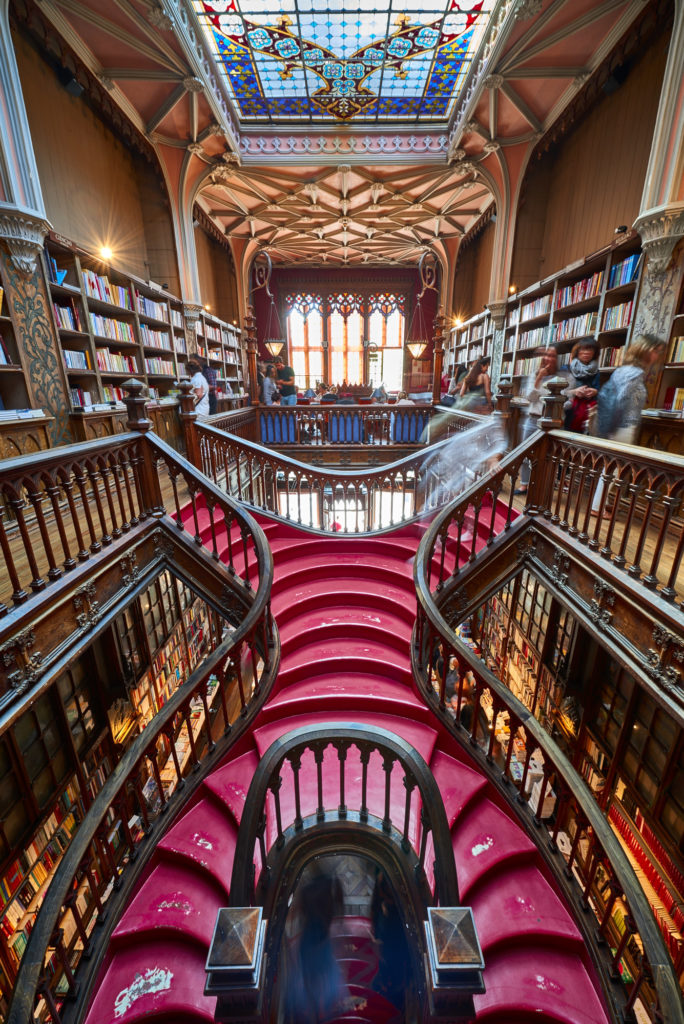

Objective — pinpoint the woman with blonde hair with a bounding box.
[592,334,665,514]
[597,334,665,444]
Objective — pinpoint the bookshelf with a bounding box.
[499,235,642,393]
[444,310,491,381]
[0,282,32,414]
[43,234,245,419]
[655,274,684,415]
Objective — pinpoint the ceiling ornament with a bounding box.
[515,0,544,18]
[148,4,173,31]
[484,74,504,89]
[239,132,448,161]
[193,1,495,123]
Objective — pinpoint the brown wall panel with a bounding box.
[13,30,178,290]
[194,227,238,324]
[453,218,496,320]
[512,30,669,284]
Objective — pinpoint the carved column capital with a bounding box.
[0,206,51,273]
[183,302,204,325]
[487,300,508,330]
[633,203,684,275]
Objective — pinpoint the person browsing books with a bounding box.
[275,357,297,406]
[187,357,209,417]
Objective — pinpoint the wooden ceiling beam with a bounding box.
[145,83,186,134]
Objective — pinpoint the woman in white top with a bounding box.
[260,363,279,405]
[187,357,209,417]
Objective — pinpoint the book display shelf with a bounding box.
[478,581,684,991]
[444,309,492,380]
[0,283,32,414]
[502,236,643,392]
[653,273,684,416]
[196,313,245,398]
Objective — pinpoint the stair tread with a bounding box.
[157,797,237,895]
[473,945,609,1023]
[83,943,216,1024]
[112,862,225,945]
[429,749,489,826]
[268,675,419,709]
[470,863,584,950]
[451,801,537,896]
[202,748,259,825]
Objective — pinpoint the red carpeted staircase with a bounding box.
[82,508,611,1024]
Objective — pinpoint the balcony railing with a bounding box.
[412,432,684,1024]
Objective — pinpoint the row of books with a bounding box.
[1,792,79,912]
[53,302,82,332]
[603,299,633,331]
[521,293,552,322]
[514,355,542,376]
[176,336,188,354]
[517,325,549,351]
[555,269,604,310]
[551,310,598,343]
[171,308,184,329]
[608,252,640,289]
[83,269,132,309]
[90,314,136,343]
[144,357,174,376]
[669,335,684,364]
[64,349,90,370]
[139,324,172,351]
[0,337,12,366]
[69,387,94,407]
[96,350,137,373]
[599,345,625,367]
[136,291,169,323]
[664,387,684,412]
[101,386,126,403]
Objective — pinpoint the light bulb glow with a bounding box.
[100,246,113,261]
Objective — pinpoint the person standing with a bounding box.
[275,356,297,406]
[516,347,569,495]
[591,335,666,512]
[564,340,600,432]
[459,356,492,412]
[200,357,218,415]
[260,363,278,405]
[187,357,209,417]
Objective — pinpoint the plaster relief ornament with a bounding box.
[196,2,492,122]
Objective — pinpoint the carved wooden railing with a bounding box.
[194,416,506,534]
[4,406,276,1023]
[229,722,459,909]
[412,435,684,1024]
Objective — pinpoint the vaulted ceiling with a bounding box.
[20,0,656,269]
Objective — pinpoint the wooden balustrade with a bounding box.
[412,442,684,1024]
[6,613,276,1024]
[229,722,459,910]
[195,417,507,534]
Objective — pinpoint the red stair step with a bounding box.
[451,800,537,898]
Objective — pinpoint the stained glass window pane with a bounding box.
[193,1,496,124]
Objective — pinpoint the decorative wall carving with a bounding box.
[121,552,140,587]
[644,625,684,695]
[153,529,174,560]
[73,582,101,630]
[633,204,684,275]
[0,242,71,446]
[631,241,684,342]
[550,550,570,587]
[0,208,51,273]
[0,627,44,694]
[589,579,615,630]
[239,133,448,161]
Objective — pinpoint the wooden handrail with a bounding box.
[195,415,507,534]
[229,722,459,909]
[412,436,684,1024]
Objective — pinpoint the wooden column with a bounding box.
[178,378,201,468]
[431,306,446,405]
[244,305,259,405]
[122,378,164,515]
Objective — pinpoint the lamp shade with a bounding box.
[406,340,429,360]
[264,339,285,357]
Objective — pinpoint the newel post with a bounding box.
[431,306,446,405]
[179,378,201,469]
[244,306,259,406]
[122,379,164,516]
[540,377,567,431]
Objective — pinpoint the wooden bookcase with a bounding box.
[0,284,32,414]
[444,309,492,380]
[502,235,643,392]
[43,234,245,418]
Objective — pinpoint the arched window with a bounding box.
[286,294,324,388]
[367,294,405,391]
[328,293,363,385]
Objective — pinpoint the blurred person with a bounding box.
[564,340,600,433]
[187,357,209,418]
[260,363,278,405]
[516,347,569,495]
[459,356,492,412]
[200,356,218,415]
[371,869,411,1013]
[275,356,297,406]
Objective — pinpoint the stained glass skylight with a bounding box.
[192,1,495,124]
